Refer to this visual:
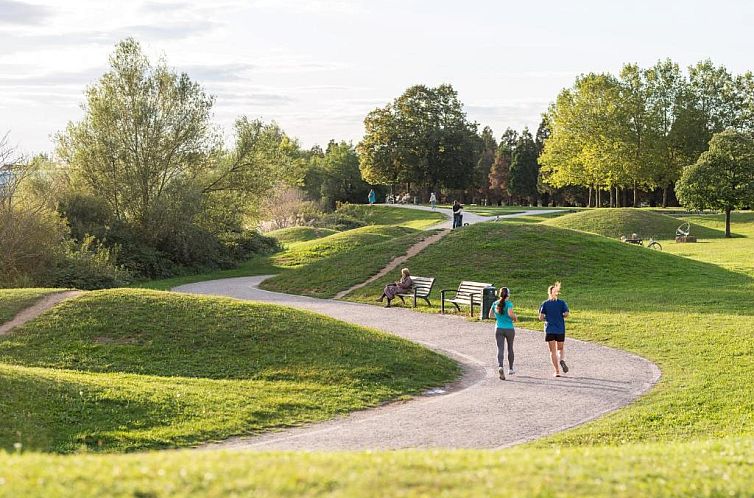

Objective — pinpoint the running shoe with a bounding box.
[498,367,506,380]
[560,360,569,373]
[508,367,516,375]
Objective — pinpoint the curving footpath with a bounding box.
[176,277,660,451]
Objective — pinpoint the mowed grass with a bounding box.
[2,437,753,497]
[337,204,445,229]
[0,289,61,324]
[349,221,754,445]
[545,207,726,239]
[0,288,458,453]
[261,229,434,297]
[266,226,340,245]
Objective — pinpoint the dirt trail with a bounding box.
[0,291,83,336]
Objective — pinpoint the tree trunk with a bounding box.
[725,207,732,238]
[662,185,668,208]
[588,186,592,207]
[633,182,638,207]
[615,187,621,207]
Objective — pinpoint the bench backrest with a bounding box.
[398,276,435,297]
[456,281,492,303]
[410,276,434,297]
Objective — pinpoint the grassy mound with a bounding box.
[0,289,458,453]
[336,204,445,229]
[544,208,726,239]
[260,225,431,297]
[350,221,754,445]
[266,226,340,245]
[0,289,61,324]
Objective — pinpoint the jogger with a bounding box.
[539,281,570,377]
[489,287,517,380]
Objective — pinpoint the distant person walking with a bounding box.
[377,268,413,308]
[452,200,464,228]
[488,287,518,380]
[539,281,570,377]
[429,192,437,210]
[368,189,376,206]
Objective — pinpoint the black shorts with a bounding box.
[545,333,565,342]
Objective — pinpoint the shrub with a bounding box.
[50,236,131,289]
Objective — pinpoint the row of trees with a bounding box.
[540,59,754,207]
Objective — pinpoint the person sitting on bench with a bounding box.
[377,268,413,308]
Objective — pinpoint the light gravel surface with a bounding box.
[176,276,660,451]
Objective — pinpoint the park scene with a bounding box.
[2,1,754,496]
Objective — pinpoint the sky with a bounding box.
[3,0,754,155]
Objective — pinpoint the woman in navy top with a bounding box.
[539,281,570,377]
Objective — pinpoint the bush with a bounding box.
[50,236,131,289]
[217,230,281,265]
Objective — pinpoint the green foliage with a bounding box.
[676,129,754,236]
[333,204,445,229]
[508,128,540,203]
[358,84,481,192]
[0,289,458,452]
[544,208,726,239]
[306,141,371,209]
[50,236,131,290]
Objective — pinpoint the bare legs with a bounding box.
[547,341,565,376]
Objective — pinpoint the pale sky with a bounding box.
[3,0,754,155]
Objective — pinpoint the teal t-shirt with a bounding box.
[492,300,514,329]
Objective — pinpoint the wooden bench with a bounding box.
[396,276,435,307]
[440,281,492,316]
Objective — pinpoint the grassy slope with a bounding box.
[545,208,726,239]
[3,437,753,497]
[261,230,434,298]
[336,204,445,229]
[0,289,61,324]
[0,289,458,453]
[349,221,754,446]
[266,226,340,244]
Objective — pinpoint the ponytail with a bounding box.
[496,287,509,314]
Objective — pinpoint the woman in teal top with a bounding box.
[488,287,518,380]
[368,189,376,205]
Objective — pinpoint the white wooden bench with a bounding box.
[395,276,435,307]
[440,280,492,316]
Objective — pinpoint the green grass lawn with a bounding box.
[349,221,754,446]
[266,226,340,244]
[2,437,752,497]
[337,204,445,229]
[461,205,576,216]
[0,289,61,324]
[0,288,458,453]
[545,207,726,239]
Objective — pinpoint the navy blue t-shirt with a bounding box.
[539,299,569,334]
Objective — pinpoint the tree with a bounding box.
[509,128,540,204]
[474,126,497,203]
[676,129,754,237]
[358,84,480,197]
[316,141,370,209]
[488,143,512,204]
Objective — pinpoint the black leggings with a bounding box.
[495,328,515,368]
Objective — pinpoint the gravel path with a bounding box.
[176,277,660,451]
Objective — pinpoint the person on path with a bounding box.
[429,192,437,210]
[488,287,518,380]
[368,189,376,206]
[452,200,464,228]
[539,281,570,377]
[377,268,413,308]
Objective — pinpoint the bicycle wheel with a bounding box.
[648,241,662,251]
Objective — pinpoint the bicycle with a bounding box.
[646,237,662,250]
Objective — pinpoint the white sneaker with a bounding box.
[508,367,516,375]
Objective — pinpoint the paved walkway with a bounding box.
[176,277,660,451]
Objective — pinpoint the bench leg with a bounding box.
[423,298,431,307]
[441,298,445,314]
[453,303,460,312]
[413,295,417,308]
[470,302,475,317]
[398,295,405,305]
